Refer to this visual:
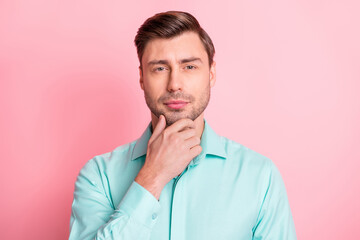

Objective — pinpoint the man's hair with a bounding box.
[134,11,215,68]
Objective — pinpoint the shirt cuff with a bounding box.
[116,181,161,229]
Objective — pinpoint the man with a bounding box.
[69,11,296,240]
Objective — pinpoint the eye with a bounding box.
[155,67,165,71]
[153,66,168,72]
[185,65,196,70]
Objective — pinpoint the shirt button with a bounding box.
[152,213,157,220]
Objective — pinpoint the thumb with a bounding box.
[149,115,166,143]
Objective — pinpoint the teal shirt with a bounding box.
[69,119,296,239]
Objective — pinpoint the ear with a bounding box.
[139,66,144,90]
[209,61,216,88]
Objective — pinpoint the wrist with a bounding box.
[135,168,166,200]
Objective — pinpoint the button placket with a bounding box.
[169,168,188,240]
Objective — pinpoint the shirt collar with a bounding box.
[131,119,227,162]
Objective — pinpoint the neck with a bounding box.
[150,112,205,140]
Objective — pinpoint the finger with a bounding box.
[184,136,201,149]
[166,118,195,134]
[188,145,202,159]
[149,115,166,143]
[177,128,197,141]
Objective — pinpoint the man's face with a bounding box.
[139,31,216,126]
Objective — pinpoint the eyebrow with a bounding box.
[147,57,203,66]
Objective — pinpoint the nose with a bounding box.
[167,68,183,92]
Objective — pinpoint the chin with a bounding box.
[166,113,199,125]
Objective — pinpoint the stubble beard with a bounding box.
[144,84,211,126]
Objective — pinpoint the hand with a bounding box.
[134,115,202,199]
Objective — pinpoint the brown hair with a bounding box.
[134,11,215,68]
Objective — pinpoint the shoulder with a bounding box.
[222,137,273,168]
[221,136,287,196]
[219,136,284,185]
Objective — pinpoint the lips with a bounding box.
[164,100,189,109]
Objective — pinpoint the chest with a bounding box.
[151,163,260,240]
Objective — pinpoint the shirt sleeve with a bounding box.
[69,159,161,240]
[252,161,297,240]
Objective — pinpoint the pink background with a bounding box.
[1,0,359,239]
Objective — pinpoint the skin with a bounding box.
[134,31,216,200]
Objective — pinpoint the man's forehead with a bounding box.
[142,31,208,64]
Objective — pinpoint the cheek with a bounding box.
[144,74,170,92]
[143,82,164,102]
[188,74,209,92]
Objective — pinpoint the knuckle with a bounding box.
[188,120,195,127]
[177,118,186,125]
[169,134,179,143]
[162,130,168,138]
[192,136,200,145]
[182,118,193,126]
